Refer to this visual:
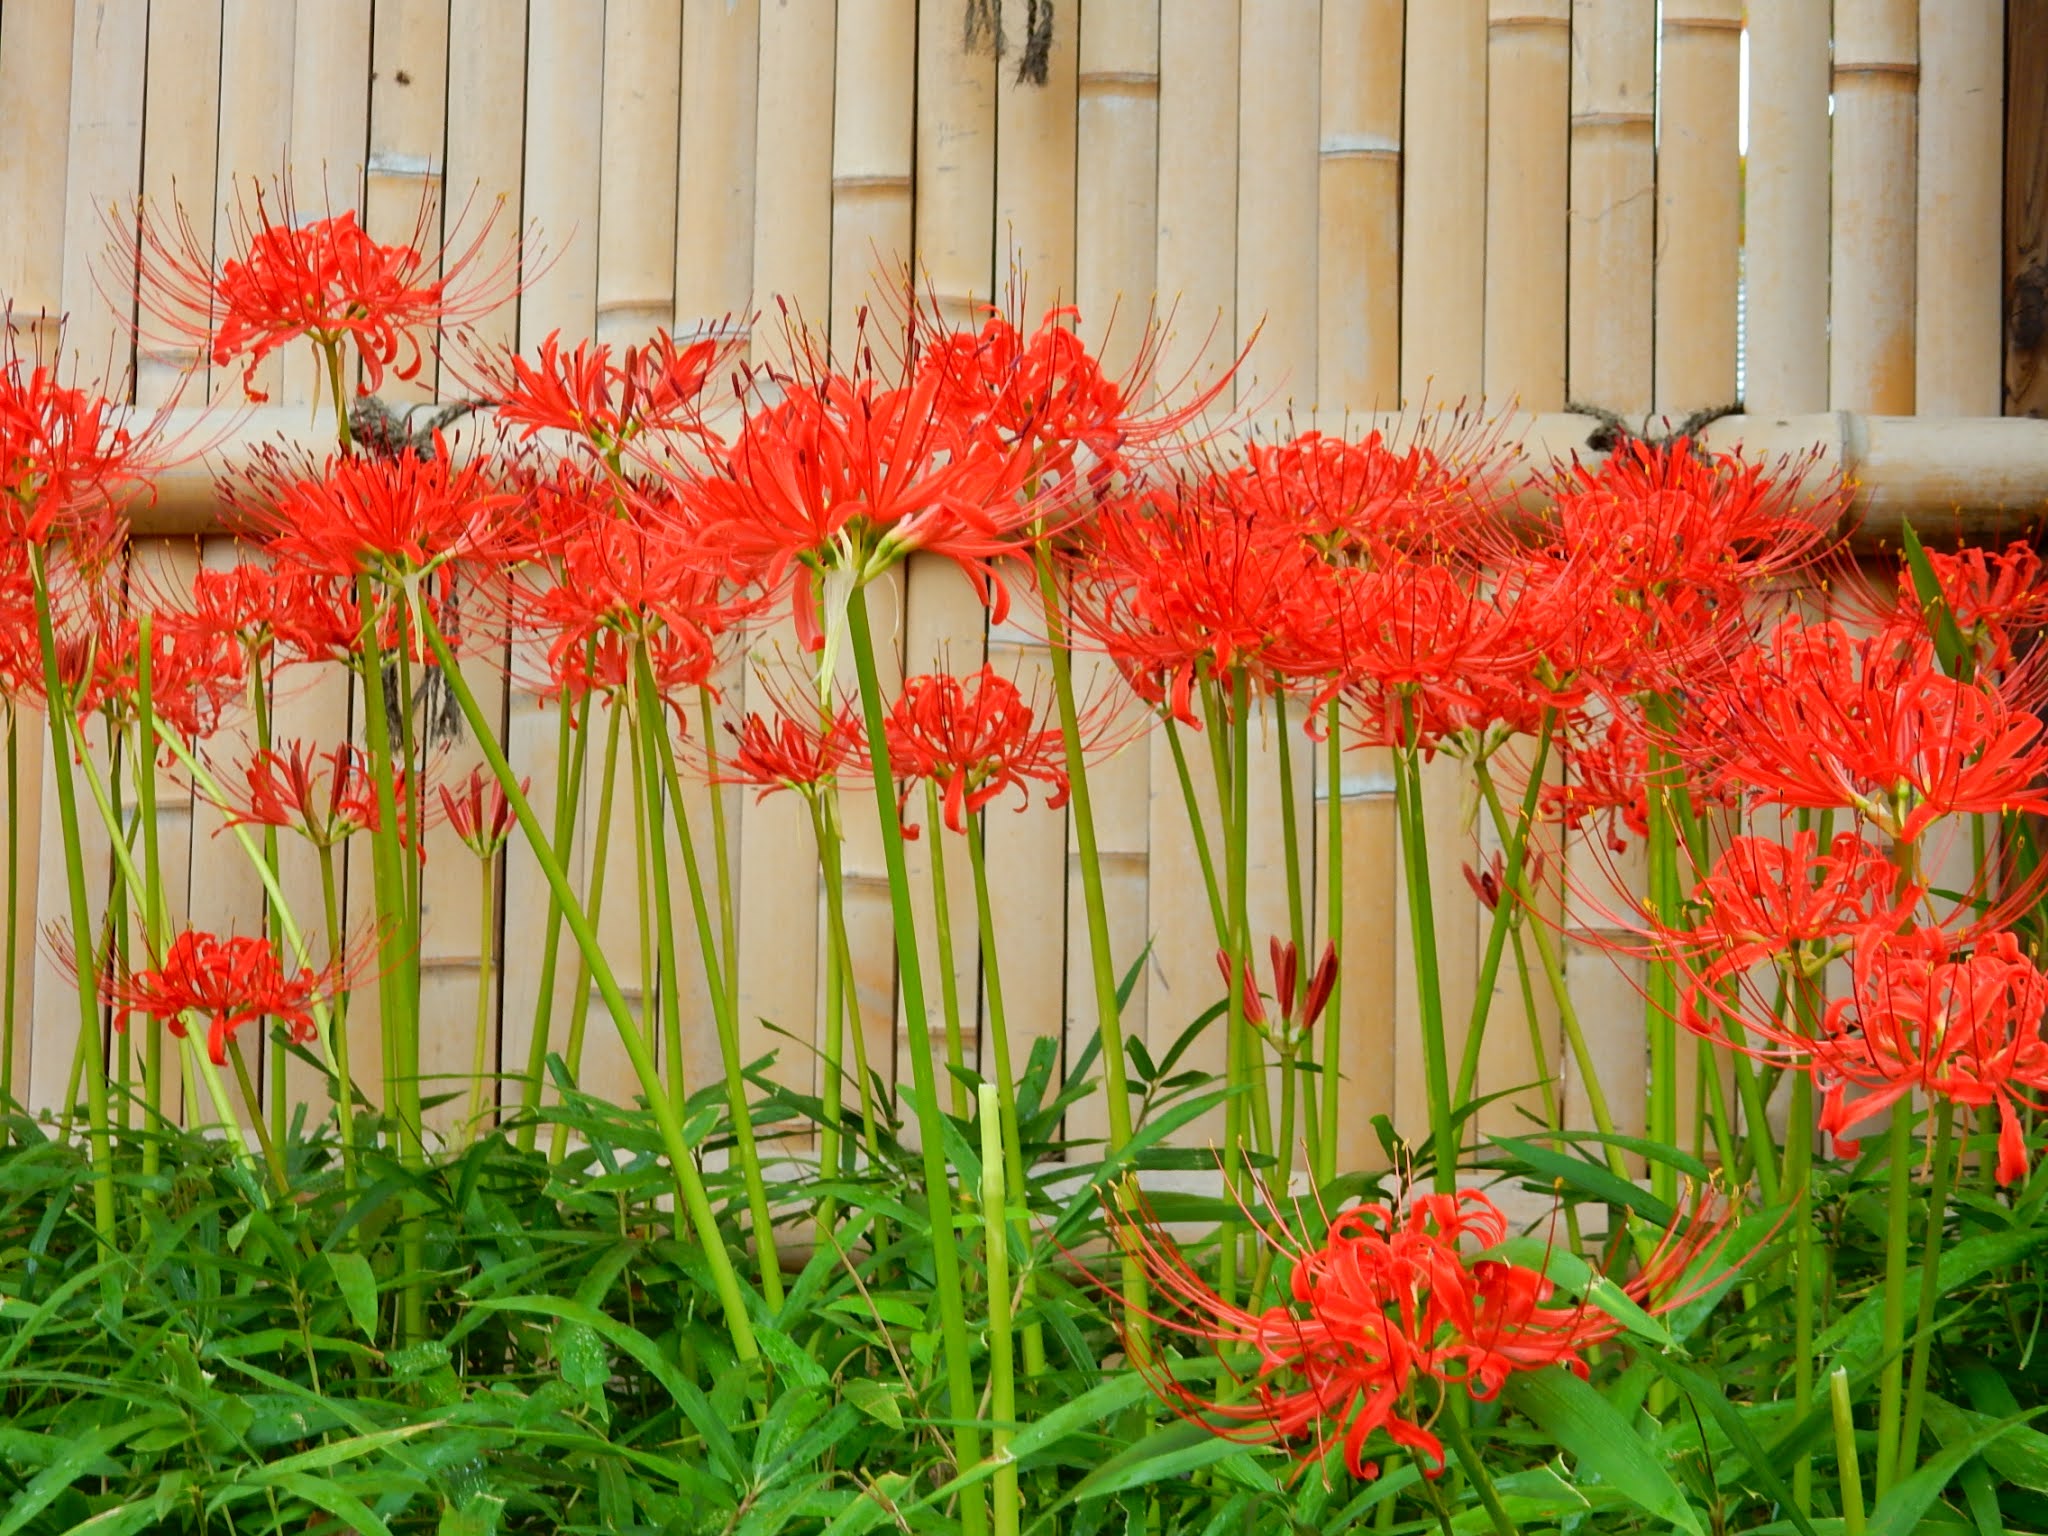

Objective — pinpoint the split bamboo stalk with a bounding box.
[1482,0,1566,408]
[1915,2,2004,416]
[1149,0,1239,1144]
[1653,0,1741,413]
[0,0,75,341]
[2010,3,2048,418]
[738,1,833,1118]
[1831,0,1919,413]
[1319,0,1402,411]
[136,0,226,404]
[832,0,917,1098]
[1400,0,1486,404]
[449,0,540,1122]
[1745,1,1833,415]
[985,3,1079,1134]
[1236,0,1319,408]
[1567,0,1654,412]
[212,1,297,406]
[1071,0,1161,1149]
[1315,751,1399,1171]
[0,706,44,1110]
[597,0,681,348]
[675,0,759,327]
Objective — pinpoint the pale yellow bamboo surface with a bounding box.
[0,4,2037,1173]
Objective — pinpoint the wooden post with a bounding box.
[1916,2,2004,416]
[1482,0,1568,409]
[2009,1,2048,417]
[1745,0,1833,414]
[1831,0,1919,412]
[1653,0,1742,413]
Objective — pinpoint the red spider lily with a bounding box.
[1070,474,1338,725]
[439,766,523,858]
[1104,1184,1745,1480]
[683,339,1036,651]
[1813,927,2048,1184]
[719,702,866,800]
[130,179,517,400]
[1243,423,1510,561]
[0,344,153,563]
[1534,711,1747,855]
[476,327,731,452]
[212,739,420,854]
[17,590,245,738]
[227,442,526,587]
[1460,848,1547,913]
[167,561,366,669]
[882,668,1069,834]
[1680,617,2048,840]
[1216,937,1339,1046]
[1892,541,2048,671]
[100,929,348,1066]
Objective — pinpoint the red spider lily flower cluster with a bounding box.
[883,668,1069,835]
[1110,1186,1738,1479]
[0,342,155,564]
[1679,616,2048,840]
[719,702,867,801]
[439,765,523,859]
[478,327,730,453]
[100,929,346,1066]
[1218,937,1339,1050]
[212,740,421,854]
[1894,540,2048,672]
[131,180,517,399]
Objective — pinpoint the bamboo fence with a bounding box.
[1,0,2043,1169]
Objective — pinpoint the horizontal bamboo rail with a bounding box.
[129,408,2048,541]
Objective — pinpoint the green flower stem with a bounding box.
[1644,741,1681,1205]
[1787,1057,1816,1514]
[1273,691,1309,969]
[316,841,360,1192]
[1832,1366,1867,1536]
[225,1034,289,1191]
[419,608,759,1363]
[1212,672,1251,1305]
[517,678,592,1152]
[1438,1402,1521,1536]
[844,583,984,1536]
[185,1032,262,1183]
[967,807,1046,1377]
[640,648,784,1310]
[106,721,131,1139]
[550,702,624,1165]
[1898,1099,1957,1481]
[249,665,288,1161]
[1472,766,1629,1184]
[629,663,694,1125]
[1507,926,1560,1132]
[1319,701,1344,1186]
[815,792,882,1165]
[814,874,847,1246]
[462,849,497,1144]
[3,715,18,1130]
[1031,544,1147,1358]
[356,580,427,1344]
[135,618,171,1178]
[1456,724,1554,1110]
[699,685,740,1017]
[924,782,972,1121]
[1873,1097,1915,1495]
[30,545,116,1256]
[979,1081,1021,1536]
[1163,715,1226,942]
[1391,722,1455,1196]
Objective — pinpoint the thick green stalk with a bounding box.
[1788,1060,1816,1514]
[1391,723,1456,1195]
[640,649,784,1309]
[185,1032,262,1183]
[630,665,693,1126]
[1438,1404,1521,1536]
[1508,926,1560,1131]
[1163,715,1226,941]
[2,715,16,1125]
[550,702,624,1165]
[420,609,758,1362]
[968,809,1046,1376]
[1644,740,1681,1205]
[106,725,131,1138]
[815,795,882,1163]
[29,547,115,1255]
[1832,1367,1867,1536]
[516,682,591,1151]
[1897,1099,1956,1480]
[135,618,170,1177]
[226,1036,290,1192]
[316,842,360,1191]
[844,584,984,1534]
[1273,692,1309,967]
[699,686,740,1015]
[925,781,971,1120]
[250,671,288,1161]
[463,851,498,1143]
[1319,702,1344,1185]
[813,802,848,1246]
[980,1082,1021,1536]
[1213,673,1251,1305]
[1873,1098,1915,1495]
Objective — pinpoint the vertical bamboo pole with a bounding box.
[1237,0,1319,407]
[1319,0,1402,410]
[1916,2,2003,416]
[1482,0,1567,408]
[1400,1,1486,404]
[2009,2,2048,417]
[1560,0,1655,1145]
[1071,0,1160,1149]
[985,0,1080,1118]
[136,1,225,404]
[1746,1,1833,414]
[676,0,759,326]
[1394,1,1487,1152]
[1653,0,1741,413]
[1149,0,1239,1144]
[213,1,296,406]
[1831,1,1919,413]
[454,0,540,1123]
[1314,750,1398,1171]
[739,0,833,1121]
[0,0,75,347]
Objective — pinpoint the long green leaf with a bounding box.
[1867,1410,2043,1536]
[1504,1367,1704,1536]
